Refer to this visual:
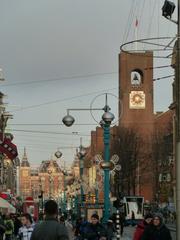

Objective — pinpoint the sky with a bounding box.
[0,0,177,167]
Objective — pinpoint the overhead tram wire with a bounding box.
[139,0,146,25]
[1,71,118,87]
[147,0,157,38]
[11,129,90,137]
[13,134,90,144]
[11,87,117,112]
[144,64,172,70]
[153,74,175,81]
[123,0,137,43]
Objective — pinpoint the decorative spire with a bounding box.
[23,147,27,160]
[21,147,30,167]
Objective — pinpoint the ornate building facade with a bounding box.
[19,149,64,201]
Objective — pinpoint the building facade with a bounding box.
[81,51,175,206]
[19,149,64,201]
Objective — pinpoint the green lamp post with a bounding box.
[62,93,115,223]
[77,139,87,210]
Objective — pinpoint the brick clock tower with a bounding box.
[119,51,155,201]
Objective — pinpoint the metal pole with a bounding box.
[63,171,67,213]
[176,1,180,238]
[103,124,110,222]
[16,166,20,196]
[116,210,121,240]
[80,156,84,210]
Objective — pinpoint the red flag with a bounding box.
[135,18,138,27]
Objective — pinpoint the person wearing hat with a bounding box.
[83,214,107,240]
[133,213,153,240]
[141,213,172,240]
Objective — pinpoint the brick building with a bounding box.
[83,51,175,205]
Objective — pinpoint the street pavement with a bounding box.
[120,226,135,240]
[70,224,176,239]
[118,224,176,240]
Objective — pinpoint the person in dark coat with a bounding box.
[141,213,172,240]
[0,213,6,240]
[131,211,135,226]
[13,215,22,238]
[30,200,69,240]
[133,213,153,240]
[74,217,89,239]
[83,213,107,240]
[106,219,116,240]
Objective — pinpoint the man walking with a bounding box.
[4,214,14,240]
[30,200,69,240]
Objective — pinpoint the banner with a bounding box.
[0,133,18,160]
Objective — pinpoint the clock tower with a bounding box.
[119,51,154,135]
[118,51,155,201]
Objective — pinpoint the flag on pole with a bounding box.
[135,17,138,50]
[135,18,138,27]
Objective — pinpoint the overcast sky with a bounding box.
[0,0,177,167]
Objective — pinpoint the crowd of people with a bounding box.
[0,199,174,240]
[133,213,172,240]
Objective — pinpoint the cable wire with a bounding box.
[1,71,118,87]
[11,129,90,137]
[11,87,117,112]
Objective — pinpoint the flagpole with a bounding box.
[135,17,138,51]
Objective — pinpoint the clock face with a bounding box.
[129,91,145,109]
[131,71,141,85]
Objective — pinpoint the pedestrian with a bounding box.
[59,216,65,225]
[119,212,125,236]
[74,217,88,240]
[133,213,153,240]
[106,219,115,240]
[141,213,172,240]
[65,218,74,240]
[30,200,69,240]
[13,215,22,238]
[83,213,107,240]
[0,213,6,240]
[4,214,14,240]
[18,213,34,240]
[131,211,135,226]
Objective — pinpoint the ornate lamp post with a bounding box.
[54,150,67,213]
[77,139,87,212]
[62,93,115,222]
[62,168,67,214]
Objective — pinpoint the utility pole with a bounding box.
[163,0,180,237]
[176,0,180,238]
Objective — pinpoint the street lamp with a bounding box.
[77,139,87,215]
[55,150,62,159]
[99,99,115,222]
[54,151,68,214]
[162,0,176,19]
[62,93,115,222]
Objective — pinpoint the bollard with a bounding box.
[116,209,121,240]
